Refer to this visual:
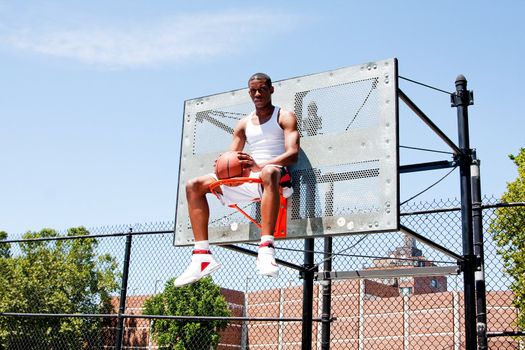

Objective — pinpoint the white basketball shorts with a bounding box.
[210,165,293,206]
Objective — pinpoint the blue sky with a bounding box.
[1,0,524,237]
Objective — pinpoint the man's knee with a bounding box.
[260,166,281,186]
[186,176,212,197]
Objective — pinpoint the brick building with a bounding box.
[368,235,448,296]
[111,283,518,349]
[109,237,517,349]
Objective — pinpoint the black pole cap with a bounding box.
[456,74,467,89]
[452,74,474,107]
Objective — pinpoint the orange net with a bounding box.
[209,177,287,238]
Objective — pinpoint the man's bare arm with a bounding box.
[229,118,247,152]
[275,109,300,166]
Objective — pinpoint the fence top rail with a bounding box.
[0,229,174,244]
[0,312,328,323]
[2,201,522,244]
[400,201,525,217]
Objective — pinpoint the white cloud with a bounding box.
[2,10,297,69]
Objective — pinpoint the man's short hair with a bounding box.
[249,73,272,88]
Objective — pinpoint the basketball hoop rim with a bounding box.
[208,177,287,237]
[209,177,262,193]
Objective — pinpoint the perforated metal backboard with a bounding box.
[174,58,399,246]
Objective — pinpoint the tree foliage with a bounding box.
[143,277,231,350]
[0,227,120,349]
[491,148,525,328]
[0,231,9,258]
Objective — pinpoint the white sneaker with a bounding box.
[174,250,221,287]
[256,242,279,278]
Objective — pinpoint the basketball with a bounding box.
[214,151,250,179]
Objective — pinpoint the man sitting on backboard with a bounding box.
[175,73,300,287]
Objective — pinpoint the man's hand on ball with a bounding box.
[238,152,262,172]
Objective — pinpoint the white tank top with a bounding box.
[245,107,285,164]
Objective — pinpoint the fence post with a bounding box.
[471,156,488,349]
[403,294,410,350]
[302,238,316,350]
[320,236,332,350]
[321,180,334,350]
[359,280,365,350]
[115,228,133,350]
[241,277,250,350]
[452,74,476,350]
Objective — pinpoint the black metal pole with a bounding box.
[115,228,133,350]
[302,238,315,350]
[321,180,334,350]
[471,155,488,350]
[452,75,477,350]
[321,236,332,350]
[301,108,322,350]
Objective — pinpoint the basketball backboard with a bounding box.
[174,58,399,246]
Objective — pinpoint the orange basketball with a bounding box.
[214,151,250,179]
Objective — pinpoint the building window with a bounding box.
[400,287,412,296]
[430,279,438,288]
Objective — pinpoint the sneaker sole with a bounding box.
[256,264,279,278]
[260,271,279,278]
[203,262,222,277]
[174,263,222,287]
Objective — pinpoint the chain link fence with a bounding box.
[0,195,523,349]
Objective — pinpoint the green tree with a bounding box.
[0,227,120,349]
[491,148,525,329]
[0,231,12,345]
[143,277,231,350]
[0,231,10,258]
